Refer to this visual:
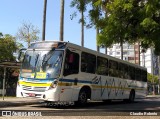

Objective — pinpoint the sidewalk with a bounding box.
[0,97,42,108]
[146,95,160,98]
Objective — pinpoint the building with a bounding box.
[107,42,158,74]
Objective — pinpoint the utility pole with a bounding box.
[42,0,47,41]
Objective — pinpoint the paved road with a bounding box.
[0,97,160,116]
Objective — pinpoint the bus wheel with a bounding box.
[77,89,87,105]
[129,90,135,102]
[102,99,112,104]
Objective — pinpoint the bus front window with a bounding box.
[21,50,63,79]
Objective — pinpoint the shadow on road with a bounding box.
[31,100,139,110]
[30,98,160,111]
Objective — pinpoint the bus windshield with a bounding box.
[21,50,63,79]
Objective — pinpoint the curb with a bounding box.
[0,98,42,108]
[0,101,40,108]
[146,95,160,98]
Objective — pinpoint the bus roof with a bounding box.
[30,41,147,71]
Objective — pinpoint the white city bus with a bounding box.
[16,41,147,105]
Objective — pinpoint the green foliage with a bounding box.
[87,0,102,28]
[70,0,91,24]
[86,0,160,54]
[147,73,159,84]
[0,33,19,62]
[0,33,21,95]
[97,0,142,47]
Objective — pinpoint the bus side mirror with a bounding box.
[18,48,27,62]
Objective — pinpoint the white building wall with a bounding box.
[107,43,152,73]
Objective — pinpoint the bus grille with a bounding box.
[22,85,46,92]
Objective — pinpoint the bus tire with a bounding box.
[102,99,112,104]
[129,90,135,102]
[77,89,88,105]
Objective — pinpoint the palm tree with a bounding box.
[42,0,47,41]
[71,0,89,47]
[120,40,123,60]
[89,1,100,52]
[96,28,100,52]
[81,9,84,47]
[60,0,65,41]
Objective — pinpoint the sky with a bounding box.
[0,0,99,51]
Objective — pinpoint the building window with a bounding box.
[123,51,128,55]
[117,52,120,55]
[116,46,120,49]
[109,52,113,55]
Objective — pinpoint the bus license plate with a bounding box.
[28,93,35,97]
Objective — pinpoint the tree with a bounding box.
[60,0,65,41]
[94,0,160,57]
[88,0,110,54]
[42,0,47,41]
[140,0,160,55]
[0,33,22,96]
[16,22,40,47]
[148,73,159,84]
[88,0,102,52]
[96,0,141,59]
[0,33,19,61]
[71,0,90,47]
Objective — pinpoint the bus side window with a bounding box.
[141,70,147,82]
[128,66,135,80]
[96,56,108,76]
[118,63,128,79]
[109,60,118,77]
[63,50,79,76]
[81,52,96,74]
[135,68,141,81]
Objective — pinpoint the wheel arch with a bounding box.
[79,85,92,99]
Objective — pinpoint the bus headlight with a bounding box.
[49,79,58,89]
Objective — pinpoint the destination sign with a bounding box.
[29,42,55,49]
[29,42,66,49]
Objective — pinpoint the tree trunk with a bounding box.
[151,48,155,95]
[138,42,140,65]
[105,47,107,54]
[42,0,47,41]
[81,11,84,47]
[60,0,64,41]
[158,56,160,94]
[134,42,136,64]
[120,40,123,60]
[96,28,100,52]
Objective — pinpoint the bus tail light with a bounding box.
[49,80,58,89]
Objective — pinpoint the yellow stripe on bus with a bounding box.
[19,81,146,91]
[92,84,146,91]
[19,81,51,87]
[58,82,146,91]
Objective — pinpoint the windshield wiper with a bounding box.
[42,51,53,65]
[34,54,40,78]
[35,54,40,67]
[52,54,62,68]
